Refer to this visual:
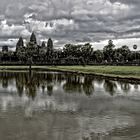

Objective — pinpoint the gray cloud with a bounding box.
[0,0,140,49]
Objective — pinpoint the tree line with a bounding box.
[0,33,140,65]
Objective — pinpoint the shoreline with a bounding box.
[0,65,140,84]
[47,67,140,84]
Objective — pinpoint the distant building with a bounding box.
[16,37,24,53]
[2,45,8,53]
[30,32,37,44]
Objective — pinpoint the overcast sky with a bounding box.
[0,0,140,50]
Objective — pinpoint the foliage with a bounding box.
[103,40,115,62]
[93,50,104,63]
[0,34,139,65]
[2,46,8,53]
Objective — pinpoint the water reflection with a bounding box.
[63,75,83,94]
[119,82,131,93]
[0,71,139,98]
[83,77,94,96]
[104,80,117,96]
[0,72,140,140]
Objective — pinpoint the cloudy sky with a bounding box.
[0,0,140,50]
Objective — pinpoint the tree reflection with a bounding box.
[83,76,94,96]
[47,85,53,96]
[63,75,82,94]
[134,84,139,90]
[63,75,94,96]
[0,71,138,99]
[104,80,117,96]
[0,72,109,97]
[94,77,104,85]
[0,72,55,99]
[46,73,53,84]
[119,82,131,93]
[57,73,65,84]
[41,83,45,93]
[2,79,8,88]
[1,72,9,88]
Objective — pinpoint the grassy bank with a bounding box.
[0,65,140,80]
[47,66,140,78]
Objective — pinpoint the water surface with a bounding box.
[0,71,140,140]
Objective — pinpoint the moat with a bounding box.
[0,71,140,140]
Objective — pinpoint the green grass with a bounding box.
[47,66,140,78]
[0,65,140,79]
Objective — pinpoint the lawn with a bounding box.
[47,66,140,78]
[0,65,140,79]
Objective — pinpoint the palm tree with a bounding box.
[133,44,137,64]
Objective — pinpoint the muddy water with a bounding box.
[0,71,140,140]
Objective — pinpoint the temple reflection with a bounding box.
[0,72,139,140]
[0,71,138,99]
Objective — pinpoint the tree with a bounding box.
[63,44,81,58]
[113,45,131,64]
[93,50,104,63]
[81,43,94,64]
[133,44,137,50]
[1,46,11,62]
[103,40,115,63]
[62,43,93,64]
[120,45,130,62]
[79,57,86,66]
[133,44,137,62]
[2,46,8,53]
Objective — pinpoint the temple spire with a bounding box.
[30,32,37,44]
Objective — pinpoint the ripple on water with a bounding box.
[77,112,135,139]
